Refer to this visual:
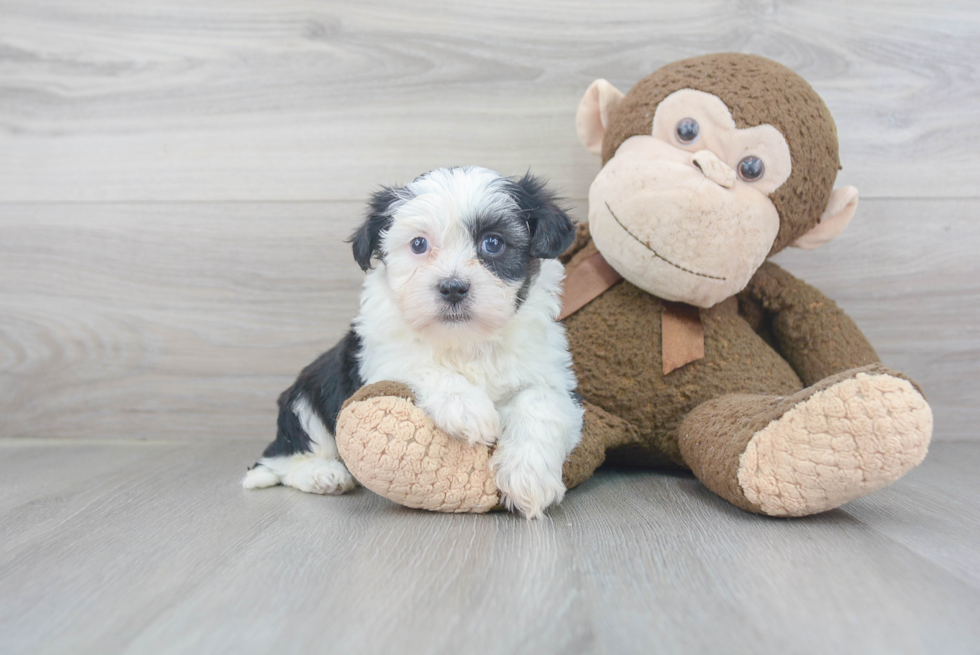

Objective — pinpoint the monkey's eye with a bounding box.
[676,118,700,144]
[411,237,428,254]
[481,235,505,256]
[738,156,765,182]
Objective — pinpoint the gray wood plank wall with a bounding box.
[1,0,977,442]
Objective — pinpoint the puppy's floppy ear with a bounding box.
[349,186,401,271]
[511,173,576,259]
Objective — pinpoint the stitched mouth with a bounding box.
[604,202,727,281]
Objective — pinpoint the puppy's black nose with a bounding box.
[439,278,470,304]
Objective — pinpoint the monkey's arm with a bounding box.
[738,261,879,387]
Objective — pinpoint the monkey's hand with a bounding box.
[336,382,501,514]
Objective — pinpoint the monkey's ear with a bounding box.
[512,173,577,259]
[349,186,401,270]
[576,79,626,156]
[792,186,859,250]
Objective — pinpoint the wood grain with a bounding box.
[1,198,975,441]
[0,202,362,441]
[0,0,978,202]
[845,442,980,588]
[0,439,978,654]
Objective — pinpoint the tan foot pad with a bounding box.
[738,372,933,517]
[336,395,500,513]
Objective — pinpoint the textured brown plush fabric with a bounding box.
[601,53,840,254]
[562,400,641,489]
[564,263,808,469]
[739,262,880,385]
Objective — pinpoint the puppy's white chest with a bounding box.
[434,348,515,400]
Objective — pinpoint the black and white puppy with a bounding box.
[243,166,584,519]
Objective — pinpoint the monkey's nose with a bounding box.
[691,150,736,189]
[438,278,470,305]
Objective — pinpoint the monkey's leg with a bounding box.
[677,364,932,517]
[335,382,499,513]
[335,383,636,512]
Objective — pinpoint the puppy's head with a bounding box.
[350,166,575,339]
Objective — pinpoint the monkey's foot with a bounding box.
[737,369,933,517]
[335,382,500,513]
[680,364,933,517]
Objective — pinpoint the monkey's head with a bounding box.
[576,53,859,308]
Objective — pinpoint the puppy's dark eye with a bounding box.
[738,156,765,182]
[676,118,700,144]
[481,235,504,256]
[411,237,428,254]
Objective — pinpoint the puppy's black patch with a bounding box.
[260,330,364,459]
[263,396,311,459]
[349,187,402,271]
[468,173,573,309]
[470,211,532,284]
[510,173,576,259]
[515,257,541,308]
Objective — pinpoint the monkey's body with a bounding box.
[562,238,809,472]
[555,229,929,515]
[331,53,933,518]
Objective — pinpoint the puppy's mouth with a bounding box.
[438,306,472,325]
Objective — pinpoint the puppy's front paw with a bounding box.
[423,391,500,447]
[492,449,566,520]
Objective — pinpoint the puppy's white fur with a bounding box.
[357,169,583,518]
[358,258,582,518]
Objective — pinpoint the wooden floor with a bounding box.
[2,1,979,653]
[1,439,978,654]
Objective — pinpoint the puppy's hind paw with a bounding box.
[243,465,280,490]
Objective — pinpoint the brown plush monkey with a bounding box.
[334,53,932,517]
